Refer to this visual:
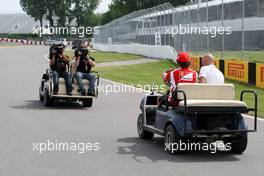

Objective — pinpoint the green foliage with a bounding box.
[71,0,100,27]
[20,0,100,28]
[20,0,46,27]
[100,0,190,25]
[45,0,57,26]
[20,0,189,28]
[0,33,41,39]
[54,0,71,27]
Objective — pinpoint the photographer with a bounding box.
[73,46,96,96]
[49,44,72,95]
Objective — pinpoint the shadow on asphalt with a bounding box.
[117,137,240,163]
[11,100,88,110]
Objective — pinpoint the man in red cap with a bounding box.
[159,52,198,107]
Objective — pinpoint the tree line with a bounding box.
[20,0,190,28]
[20,0,99,28]
[100,0,190,25]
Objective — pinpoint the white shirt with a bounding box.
[199,64,224,84]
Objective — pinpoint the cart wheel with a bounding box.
[82,98,93,107]
[230,133,248,154]
[44,89,54,107]
[137,114,154,139]
[164,125,181,154]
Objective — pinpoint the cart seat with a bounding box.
[177,83,235,100]
[58,78,90,95]
[176,83,247,109]
[179,100,247,107]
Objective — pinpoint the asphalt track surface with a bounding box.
[0,45,264,176]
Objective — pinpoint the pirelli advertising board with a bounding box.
[189,56,200,71]
[256,63,264,89]
[224,60,249,83]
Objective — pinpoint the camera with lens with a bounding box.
[74,48,89,57]
[50,44,64,56]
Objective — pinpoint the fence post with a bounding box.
[197,1,200,56]
[206,0,209,52]
[242,0,245,60]
[248,62,256,86]
[163,9,166,46]
[188,4,191,53]
[221,0,225,60]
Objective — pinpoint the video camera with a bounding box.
[50,44,64,56]
[74,48,89,57]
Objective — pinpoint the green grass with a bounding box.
[95,60,264,117]
[227,80,263,117]
[190,51,264,63]
[95,60,176,87]
[64,50,144,63]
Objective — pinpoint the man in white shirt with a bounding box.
[199,54,224,84]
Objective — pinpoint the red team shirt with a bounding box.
[164,68,198,104]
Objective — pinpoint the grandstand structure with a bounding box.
[0,14,49,34]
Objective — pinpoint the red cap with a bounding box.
[177,52,190,63]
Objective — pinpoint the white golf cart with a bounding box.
[39,69,99,107]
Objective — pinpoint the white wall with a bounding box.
[93,43,177,60]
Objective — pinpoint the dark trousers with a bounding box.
[75,71,95,92]
[52,71,72,93]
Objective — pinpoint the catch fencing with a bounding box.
[94,0,264,61]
